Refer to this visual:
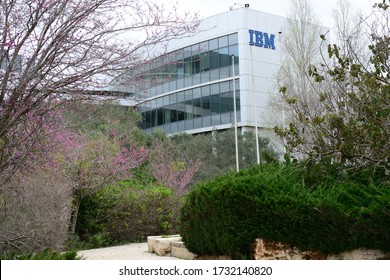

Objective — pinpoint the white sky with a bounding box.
[157,0,375,28]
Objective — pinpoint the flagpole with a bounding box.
[232,55,239,173]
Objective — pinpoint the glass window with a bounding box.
[183,46,191,59]
[184,89,192,101]
[156,97,163,107]
[170,121,178,133]
[169,93,177,104]
[192,73,200,85]
[184,56,192,76]
[191,43,200,56]
[162,95,169,106]
[194,117,202,129]
[221,112,231,124]
[178,110,185,121]
[169,80,176,91]
[201,85,210,97]
[203,116,211,127]
[163,108,171,124]
[151,110,157,127]
[201,96,211,115]
[193,98,202,113]
[209,50,219,70]
[210,68,219,80]
[163,82,169,93]
[199,41,209,52]
[178,120,185,131]
[218,36,228,48]
[175,49,184,60]
[157,108,164,125]
[199,52,209,72]
[192,54,200,74]
[193,98,202,124]
[228,33,238,45]
[184,75,192,87]
[177,60,184,79]
[144,111,152,128]
[193,87,201,99]
[219,47,229,67]
[220,81,230,92]
[177,77,184,89]
[220,92,232,113]
[229,44,239,58]
[211,83,219,94]
[170,105,177,123]
[184,99,193,120]
[177,91,185,102]
[185,119,194,130]
[220,66,229,79]
[201,70,210,83]
[211,94,221,114]
[209,38,218,50]
[212,113,221,126]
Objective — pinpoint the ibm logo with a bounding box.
[248,29,276,50]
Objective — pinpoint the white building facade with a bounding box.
[111,7,286,137]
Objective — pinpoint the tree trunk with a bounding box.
[69,197,81,234]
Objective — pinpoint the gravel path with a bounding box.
[77,242,180,260]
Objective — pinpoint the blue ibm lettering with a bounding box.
[249,29,275,50]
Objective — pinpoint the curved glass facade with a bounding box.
[112,33,240,134]
[139,80,240,133]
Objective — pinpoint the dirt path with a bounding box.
[77,242,180,260]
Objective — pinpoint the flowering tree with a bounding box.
[149,140,201,194]
[43,109,148,233]
[0,0,199,181]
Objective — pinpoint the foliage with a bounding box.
[63,102,146,143]
[0,248,80,260]
[148,138,201,194]
[180,163,390,259]
[0,0,199,183]
[171,129,278,183]
[275,1,390,176]
[77,182,183,246]
[42,108,149,234]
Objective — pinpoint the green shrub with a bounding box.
[0,248,80,260]
[77,182,183,247]
[180,163,390,259]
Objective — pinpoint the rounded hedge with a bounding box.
[179,163,390,259]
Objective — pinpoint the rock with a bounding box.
[252,238,325,260]
[252,238,386,260]
[147,235,181,256]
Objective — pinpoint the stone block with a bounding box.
[147,235,181,256]
[171,241,197,260]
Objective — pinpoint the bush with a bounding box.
[77,182,183,247]
[0,248,80,260]
[179,163,390,259]
[0,167,73,256]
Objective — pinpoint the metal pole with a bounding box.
[232,55,239,172]
[250,47,260,165]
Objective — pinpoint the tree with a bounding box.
[148,136,201,194]
[275,0,389,176]
[46,109,149,233]
[269,0,326,156]
[0,0,199,182]
[171,129,278,182]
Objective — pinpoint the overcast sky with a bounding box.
[157,0,375,28]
